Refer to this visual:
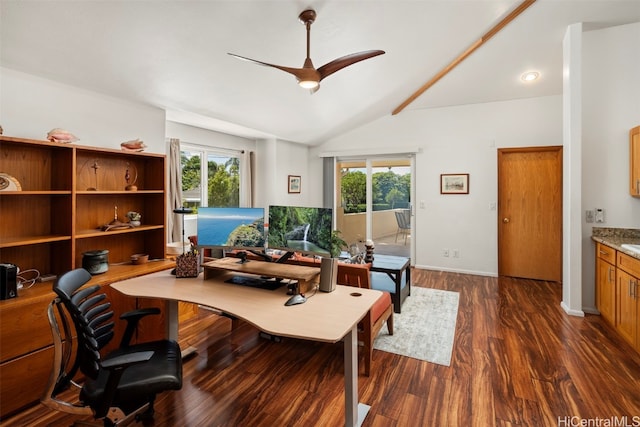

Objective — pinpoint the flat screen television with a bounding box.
[268,205,333,257]
[196,207,266,250]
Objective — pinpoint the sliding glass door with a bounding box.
[336,157,412,258]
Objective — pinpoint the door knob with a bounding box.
[503,218,510,223]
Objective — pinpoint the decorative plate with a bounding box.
[0,173,21,191]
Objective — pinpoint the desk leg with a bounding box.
[166,300,197,359]
[166,300,179,341]
[344,326,370,427]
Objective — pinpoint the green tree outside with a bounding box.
[181,152,240,209]
[341,171,366,212]
[181,154,201,193]
[341,168,410,213]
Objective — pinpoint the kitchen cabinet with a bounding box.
[616,251,640,352]
[596,243,616,325]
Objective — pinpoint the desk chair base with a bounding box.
[182,346,198,359]
[80,404,149,427]
[357,403,371,427]
[42,402,150,427]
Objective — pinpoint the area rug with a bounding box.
[374,287,460,366]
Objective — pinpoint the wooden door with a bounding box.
[498,147,562,281]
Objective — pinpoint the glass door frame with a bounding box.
[335,155,415,261]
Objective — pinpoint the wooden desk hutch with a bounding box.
[0,136,173,419]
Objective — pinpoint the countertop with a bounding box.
[591,227,640,260]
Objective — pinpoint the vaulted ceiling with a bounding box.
[1,1,639,145]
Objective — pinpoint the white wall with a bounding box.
[581,22,640,311]
[255,137,323,210]
[562,23,584,316]
[316,95,562,276]
[166,120,257,153]
[0,67,166,152]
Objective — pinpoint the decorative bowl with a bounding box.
[131,253,149,265]
[82,249,109,275]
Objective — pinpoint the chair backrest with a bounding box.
[336,263,372,289]
[52,268,115,380]
[395,210,410,229]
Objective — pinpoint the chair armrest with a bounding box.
[120,307,161,321]
[102,350,154,370]
[119,308,161,347]
[97,350,155,418]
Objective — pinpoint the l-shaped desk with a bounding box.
[111,260,382,427]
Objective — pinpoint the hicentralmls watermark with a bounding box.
[557,416,640,427]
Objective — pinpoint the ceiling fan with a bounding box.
[228,9,385,93]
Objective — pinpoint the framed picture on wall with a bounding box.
[440,173,469,194]
[288,175,301,193]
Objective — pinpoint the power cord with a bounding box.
[17,268,41,289]
[304,284,320,300]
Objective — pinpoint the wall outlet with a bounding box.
[442,249,449,257]
[453,249,460,258]
[585,210,594,223]
[595,208,605,223]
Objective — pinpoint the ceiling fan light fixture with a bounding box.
[298,79,319,89]
[521,71,540,82]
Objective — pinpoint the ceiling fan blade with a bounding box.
[317,50,385,81]
[229,10,383,92]
[228,53,306,79]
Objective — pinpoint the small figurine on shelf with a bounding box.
[120,138,147,152]
[124,162,138,191]
[87,160,99,191]
[126,211,141,227]
[364,239,375,263]
[46,128,78,143]
[100,205,134,231]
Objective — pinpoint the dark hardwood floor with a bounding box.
[5,269,640,426]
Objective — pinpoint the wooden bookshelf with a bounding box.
[0,135,172,418]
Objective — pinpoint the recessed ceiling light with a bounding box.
[521,71,540,82]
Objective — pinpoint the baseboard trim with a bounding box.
[561,301,585,317]
[414,264,498,277]
[582,307,599,315]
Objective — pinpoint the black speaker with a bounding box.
[0,263,18,300]
[319,257,338,293]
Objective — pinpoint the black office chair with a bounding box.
[42,268,182,426]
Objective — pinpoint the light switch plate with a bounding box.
[585,210,594,223]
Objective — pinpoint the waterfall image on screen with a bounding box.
[197,207,265,249]
[268,205,332,256]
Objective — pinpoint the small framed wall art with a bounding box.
[440,173,469,194]
[288,175,301,193]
